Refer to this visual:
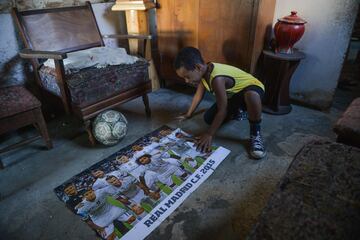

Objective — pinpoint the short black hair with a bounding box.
[91,168,104,174]
[106,175,117,181]
[174,47,204,70]
[136,154,152,165]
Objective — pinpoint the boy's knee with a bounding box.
[244,90,261,99]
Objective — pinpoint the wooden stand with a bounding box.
[262,50,305,115]
[112,0,160,90]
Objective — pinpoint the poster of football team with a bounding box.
[55,126,230,240]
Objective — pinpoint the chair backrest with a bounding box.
[12,3,104,53]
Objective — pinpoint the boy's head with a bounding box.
[175,132,185,139]
[84,189,96,202]
[174,47,206,86]
[132,145,143,152]
[116,155,129,164]
[106,175,122,187]
[136,154,152,165]
[91,169,105,179]
[159,129,172,137]
[64,183,77,196]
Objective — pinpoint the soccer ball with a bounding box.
[92,110,128,146]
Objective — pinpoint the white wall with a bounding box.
[273,0,359,109]
[92,2,127,48]
[0,13,26,87]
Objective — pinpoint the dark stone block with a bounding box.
[334,98,360,147]
[248,140,360,240]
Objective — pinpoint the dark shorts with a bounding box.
[204,85,264,125]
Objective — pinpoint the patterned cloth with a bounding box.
[43,47,139,72]
[0,85,41,118]
[248,140,360,240]
[38,59,149,107]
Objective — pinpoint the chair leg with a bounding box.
[0,159,4,169]
[33,108,53,149]
[62,101,71,115]
[142,94,151,118]
[84,120,96,146]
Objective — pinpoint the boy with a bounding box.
[63,183,84,210]
[136,154,188,188]
[91,169,109,191]
[174,47,266,159]
[75,187,136,239]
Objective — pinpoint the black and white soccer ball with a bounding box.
[92,110,128,146]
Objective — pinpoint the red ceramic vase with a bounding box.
[274,11,306,54]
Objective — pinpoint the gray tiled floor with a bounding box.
[0,87,355,240]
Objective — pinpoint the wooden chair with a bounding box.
[0,86,52,169]
[12,2,152,145]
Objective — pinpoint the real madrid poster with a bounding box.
[54,126,230,240]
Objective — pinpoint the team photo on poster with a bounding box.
[55,126,230,240]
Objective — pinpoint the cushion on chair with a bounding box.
[42,47,138,72]
[0,85,41,118]
[38,59,150,107]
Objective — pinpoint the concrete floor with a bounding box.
[0,87,355,240]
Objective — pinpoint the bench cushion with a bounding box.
[0,86,41,118]
[39,59,149,107]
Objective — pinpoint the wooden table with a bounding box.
[262,50,305,115]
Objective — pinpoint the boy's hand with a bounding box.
[131,205,145,215]
[175,112,192,121]
[148,191,161,200]
[195,133,213,153]
[96,227,106,238]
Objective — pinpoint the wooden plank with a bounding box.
[0,136,41,154]
[0,110,36,135]
[156,0,199,84]
[20,8,103,52]
[125,9,160,90]
[155,0,275,83]
[19,49,67,60]
[248,0,276,74]
[102,34,152,39]
[198,0,254,69]
[73,82,152,120]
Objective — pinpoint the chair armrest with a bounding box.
[102,34,152,40]
[19,49,67,60]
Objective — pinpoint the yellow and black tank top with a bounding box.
[201,63,264,98]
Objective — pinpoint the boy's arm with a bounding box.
[181,82,205,118]
[196,77,227,152]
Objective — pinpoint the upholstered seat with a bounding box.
[0,85,52,168]
[0,86,41,118]
[38,59,149,107]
